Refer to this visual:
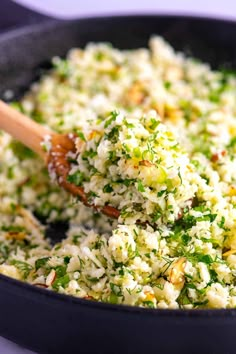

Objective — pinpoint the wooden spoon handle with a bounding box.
[0,100,51,158]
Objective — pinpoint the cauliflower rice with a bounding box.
[1,36,236,309]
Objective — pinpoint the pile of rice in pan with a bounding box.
[1,36,236,309]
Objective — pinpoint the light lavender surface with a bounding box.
[0,338,33,354]
[14,0,236,20]
[1,1,236,353]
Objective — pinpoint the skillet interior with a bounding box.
[0,15,236,354]
[1,15,236,99]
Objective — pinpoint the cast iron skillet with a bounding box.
[1,2,236,353]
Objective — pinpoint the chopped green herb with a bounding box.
[82,149,97,159]
[143,300,155,308]
[103,184,113,193]
[53,59,70,78]
[104,111,119,128]
[0,243,9,261]
[110,283,123,297]
[137,179,145,192]
[105,126,119,143]
[181,234,191,246]
[64,256,71,264]
[35,257,50,271]
[67,171,85,186]
[157,190,166,197]
[54,265,67,278]
[77,131,86,142]
[52,274,70,290]
[164,81,172,90]
[10,260,33,278]
[109,293,119,304]
[1,225,25,232]
[197,254,214,264]
[149,118,160,130]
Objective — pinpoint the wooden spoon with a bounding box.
[0,100,120,219]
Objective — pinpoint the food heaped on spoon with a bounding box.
[64,110,199,225]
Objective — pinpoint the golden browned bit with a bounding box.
[139,160,155,167]
[169,257,186,289]
[125,81,147,106]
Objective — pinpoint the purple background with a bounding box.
[15,0,236,20]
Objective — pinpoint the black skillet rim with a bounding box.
[1,13,236,43]
[1,13,236,319]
